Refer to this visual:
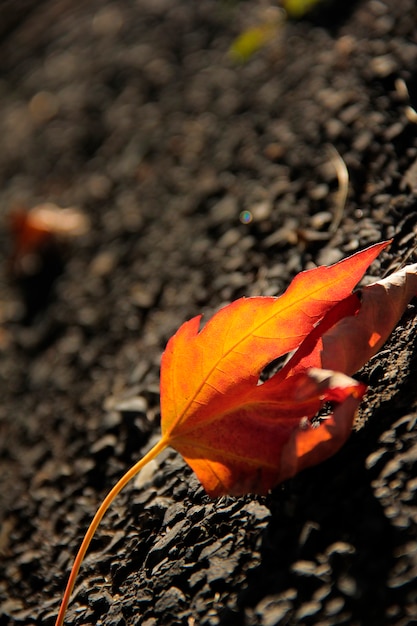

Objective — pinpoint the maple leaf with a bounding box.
[55,240,417,626]
[160,241,388,496]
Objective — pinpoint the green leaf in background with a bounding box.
[283,0,326,18]
[229,21,280,62]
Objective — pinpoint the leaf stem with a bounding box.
[55,436,168,626]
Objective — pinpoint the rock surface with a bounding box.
[1,1,417,624]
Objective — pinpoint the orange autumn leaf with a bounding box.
[56,239,417,626]
[160,241,389,496]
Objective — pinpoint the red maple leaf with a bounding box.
[56,240,417,625]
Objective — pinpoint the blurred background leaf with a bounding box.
[229,19,282,63]
[283,0,327,19]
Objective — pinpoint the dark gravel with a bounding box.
[1,1,417,625]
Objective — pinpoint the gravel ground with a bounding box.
[1,1,417,625]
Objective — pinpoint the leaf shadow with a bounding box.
[245,449,395,624]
